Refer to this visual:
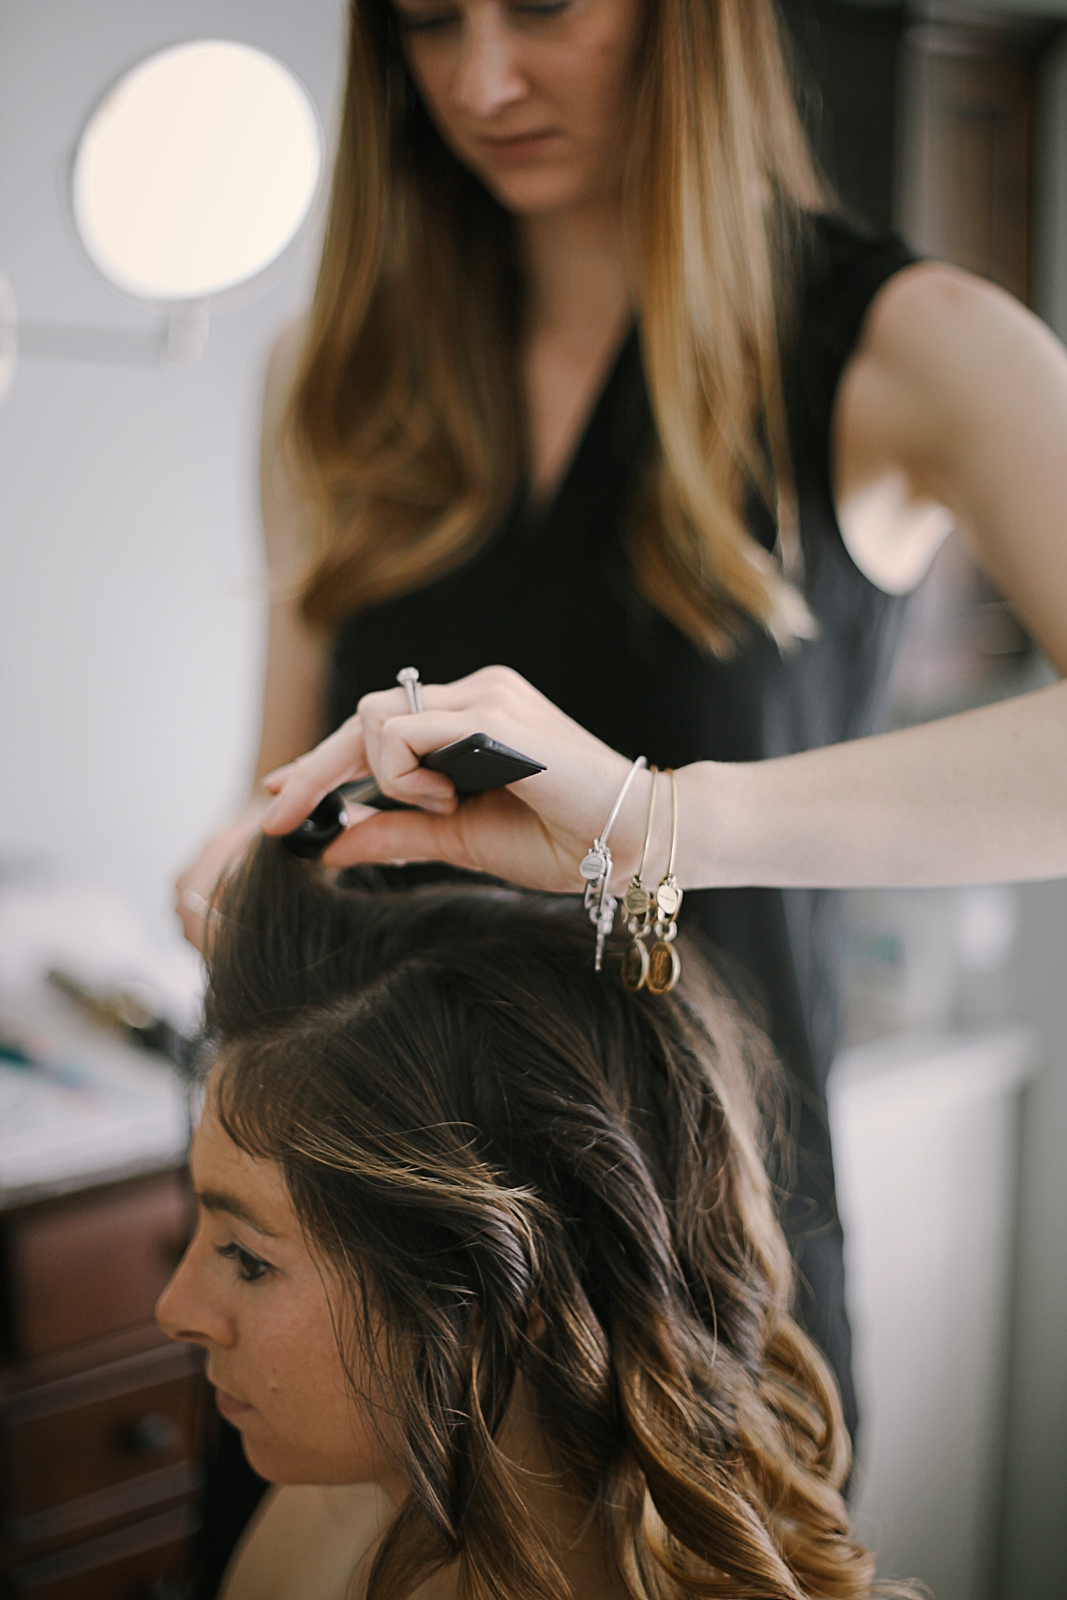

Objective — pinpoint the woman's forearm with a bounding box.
[260,666,1067,898]
[685,676,1067,889]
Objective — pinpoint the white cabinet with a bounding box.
[828,1028,1039,1600]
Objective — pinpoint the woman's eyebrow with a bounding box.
[197,1188,279,1238]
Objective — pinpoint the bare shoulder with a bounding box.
[863,257,1020,349]
[838,261,1067,489]
[835,259,1067,660]
[219,1482,393,1600]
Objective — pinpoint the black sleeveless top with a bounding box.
[326,215,917,1422]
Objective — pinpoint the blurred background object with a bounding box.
[71,41,321,312]
[0,8,345,1595]
[831,1026,1039,1599]
[842,883,1021,1042]
[781,6,1067,1596]
[0,856,206,1597]
[4,37,323,380]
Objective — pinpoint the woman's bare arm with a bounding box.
[690,262,1067,888]
[252,319,331,781]
[259,267,1067,894]
[834,261,1067,673]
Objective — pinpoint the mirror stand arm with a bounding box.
[3,311,209,372]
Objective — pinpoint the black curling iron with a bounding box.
[281,731,546,860]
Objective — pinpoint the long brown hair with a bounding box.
[203,840,887,1598]
[291,0,825,655]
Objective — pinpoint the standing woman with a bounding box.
[178,0,1067,1447]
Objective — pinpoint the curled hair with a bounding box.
[205,840,881,1598]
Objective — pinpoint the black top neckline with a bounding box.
[524,322,641,529]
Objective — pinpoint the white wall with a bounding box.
[0,0,346,939]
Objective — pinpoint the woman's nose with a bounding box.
[450,10,527,119]
[156,1232,234,1349]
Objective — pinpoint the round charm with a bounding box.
[580,848,608,882]
[654,877,683,920]
[623,881,651,919]
[647,940,681,995]
[621,937,650,991]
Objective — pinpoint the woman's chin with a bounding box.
[237,1428,389,1489]
[236,1431,282,1483]
[475,165,602,218]
[237,1433,315,1486]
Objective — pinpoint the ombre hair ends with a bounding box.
[200,840,902,1598]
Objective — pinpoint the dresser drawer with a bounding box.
[4,1173,191,1359]
[6,1503,197,1599]
[3,1340,206,1554]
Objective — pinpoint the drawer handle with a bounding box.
[123,1411,182,1455]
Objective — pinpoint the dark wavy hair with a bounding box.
[204,840,879,1598]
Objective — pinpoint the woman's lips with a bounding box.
[479,129,559,163]
[214,1385,254,1422]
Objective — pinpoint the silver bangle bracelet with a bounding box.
[579,756,648,971]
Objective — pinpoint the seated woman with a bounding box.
[158,839,894,1600]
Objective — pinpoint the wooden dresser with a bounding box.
[0,1167,208,1600]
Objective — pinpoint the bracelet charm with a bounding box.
[646,770,683,995]
[622,766,658,992]
[580,847,610,881]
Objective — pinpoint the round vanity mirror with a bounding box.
[71,39,322,305]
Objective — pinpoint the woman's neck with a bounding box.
[517,198,634,505]
[519,198,633,345]
[410,1376,628,1600]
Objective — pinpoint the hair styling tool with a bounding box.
[281,732,546,860]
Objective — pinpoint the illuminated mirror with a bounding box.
[71,39,322,306]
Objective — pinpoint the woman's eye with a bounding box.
[397,1,568,30]
[396,9,457,33]
[215,1242,272,1283]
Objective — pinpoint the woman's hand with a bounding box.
[259,651,1067,893]
[174,794,274,948]
[259,667,664,893]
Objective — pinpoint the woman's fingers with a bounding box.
[262,763,295,793]
[263,671,553,835]
[260,678,503,834]
[321,800,471,873]
[319,786,576,887]
[258,665,647,892]
[173,804,267,948]
[260,716,370,833]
